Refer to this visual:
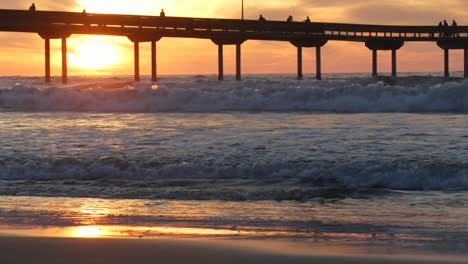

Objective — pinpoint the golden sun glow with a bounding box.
[74,226,105,237]
[69,39,119,70]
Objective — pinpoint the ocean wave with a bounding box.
[1,157,467,199]
[1,76,468,113]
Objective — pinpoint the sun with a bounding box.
[69,38,119,70]
[73,226,104,238]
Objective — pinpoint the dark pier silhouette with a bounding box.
[1,9,468,83]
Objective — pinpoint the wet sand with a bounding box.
[0,236,465,264]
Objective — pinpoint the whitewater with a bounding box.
[0,74,467,255]
[0,74,468,200]
[1,74,468,113]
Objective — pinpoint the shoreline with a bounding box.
[0,236,466,264]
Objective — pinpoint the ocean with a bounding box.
[0,73,467,256]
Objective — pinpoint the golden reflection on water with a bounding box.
[0,225,244,239]
[71,226,243,238]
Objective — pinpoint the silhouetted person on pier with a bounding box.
[287,15,293,22]
[82,9,90,26]
[29,3,36,12]
[452,20,459,37]
[258,15,266,22]
[160,9,165,17]
[443,20,449,36]
[305,16,311,23]
[437,21,444,37]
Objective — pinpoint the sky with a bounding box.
[0,0,467,76]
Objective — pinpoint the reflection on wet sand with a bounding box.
[0,225,243,239]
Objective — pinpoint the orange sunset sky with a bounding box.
[0,0,467,76]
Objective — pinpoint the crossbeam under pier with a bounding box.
[211,39,245,81]
[39,33,71,84]
[366,39,404,77]
[436,39,468,78]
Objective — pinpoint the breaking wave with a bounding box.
[1,76,468,113]
[1,156,467,201]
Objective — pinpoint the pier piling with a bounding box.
[134,42,140,82]
[444,49,449,78]
[366,39,404,77]
[218,44,224,81]
[44,38,50,83]
[372,50,377,76]
[211,39,245,81]
[316,46,322,80]
[436,39,468,78]
[465,48,468,78]
[61,37,67,84]
[151,41,157,82]
[236,44,241,81]
[297,47,303,80]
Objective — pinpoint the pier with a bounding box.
[1,9,468,83]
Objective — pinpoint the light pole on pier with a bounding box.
[241,0,244,20]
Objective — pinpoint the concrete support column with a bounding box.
[218,44,224,81]
[134,42,140,82]
[151,41,157,82]
[391,49,397,77]
[61,37,68,84]
[297,46,303,80]
[464,48,468,78]
[444,49,449,78]
[45,38,51,83]
[236,43,241,81]
[316,46,322,80]
[372,49,377,77]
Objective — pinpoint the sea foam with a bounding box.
[1,76,468,113]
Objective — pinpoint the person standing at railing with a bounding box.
[452,20,459,37]
[160,9,165,17]
[82,9,90,27]
[443,20,449,36]
[29,3,36,12]
[258,15,266,22]
[287,15,293,22]
[438,21,444,37]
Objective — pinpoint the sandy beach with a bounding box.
[0,236,466,264]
